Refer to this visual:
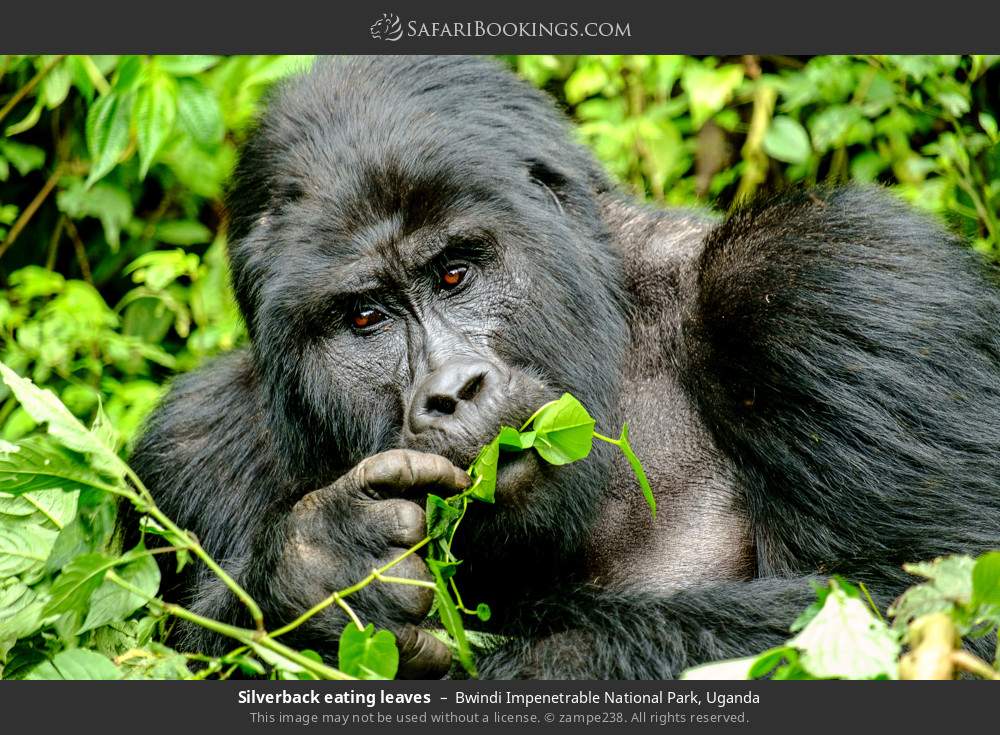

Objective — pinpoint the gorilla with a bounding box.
[130,55,1000,679]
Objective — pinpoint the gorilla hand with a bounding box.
[277,449,470,678]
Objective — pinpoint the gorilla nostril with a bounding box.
[410,361,497,434]
[426,394,458,416]
[458,372,486,401]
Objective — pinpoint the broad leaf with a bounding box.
[26,648,122,680]
[80,548,160,632]
[338,623,399,680]
[0,363,125,478]
[42,552,114,618]
[764,116,812,164]
[972,551,1000,608]
[135,72,178,178]
[176,78,224,147]
[0,524,58,577]
[789,584,899,679]
[85,91,133,187]
[426,494,463,540]
[530,393,595,465]
[0,436,116,498]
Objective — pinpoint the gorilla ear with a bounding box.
[525,158,569,214]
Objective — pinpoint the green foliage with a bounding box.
[683,556,1000,681]
[511,55,1000,255]
[1,55,313,447]
[2,55,999,680]
[338,623,399,680]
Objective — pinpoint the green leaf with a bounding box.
[789,582,899,679]
[615,423,655,518]
[807,105,863,153]
[904,555,975,604]
[0,580,45,647]
[681,63,744,129]
[8,265,65,300]
[153,55,220,76]
[134,73,177,179]
[530,393,595,465]
[26,648,122,680]
[56,179,133,252]
[498,426,534,450]
[469,436,499,503]
[6,99,42,137]
[972,551,1000,608]
[42,552,114,618]
[426,494,463,540]
[85,91,133,187]
[337,623,399,680]
[0,487,78,530]
[426,558,475,677]
[0,524,58,577]
[763,116,812,164]
[0,141,46,176]
[748,646,800,679]
[0,362,125,477]
[80,548,160,632]
[154,220,212,245]
[475,603,491,622]
[176,78,224,148]
[0,436,119,498]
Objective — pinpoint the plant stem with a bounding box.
[0,55,65,126]
[269,537,431,640]
[106,571,352,680]
[519,400,557,431]
[952,650,1000,680]
[124,466,264,632]
[0,164,64,260]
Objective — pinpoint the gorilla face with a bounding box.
[226,57,630,557]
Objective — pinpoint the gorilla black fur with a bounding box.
[129,56,1000,679]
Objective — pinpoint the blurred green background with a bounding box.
[0,54,998,447]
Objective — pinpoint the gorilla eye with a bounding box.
[350,306,386,331]
[440,264,469,290]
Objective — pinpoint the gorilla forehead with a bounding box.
[236,55,603,220]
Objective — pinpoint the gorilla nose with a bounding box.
[409,360,496,434]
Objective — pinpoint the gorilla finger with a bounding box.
[395,625,452,679]
[360,449,471,498]
[370,498,427,546]
[380,552,436,619]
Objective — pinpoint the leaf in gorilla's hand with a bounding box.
[426,558,475,677]
[498,426,535,450]
[529,393,595,465]
[468,436,500,503]
[337,622,399,680]
[425,494,463,540]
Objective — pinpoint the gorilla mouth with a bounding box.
[494,447,541,501]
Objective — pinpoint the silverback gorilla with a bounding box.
[130,56,1000,678]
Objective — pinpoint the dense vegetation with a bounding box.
[1,55,998,680]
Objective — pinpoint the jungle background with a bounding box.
[1,54,998,449]
[0,55,998,680]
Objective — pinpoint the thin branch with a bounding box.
[63,216,93,284]
[0,55,65,126]
[0,164,64,260]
